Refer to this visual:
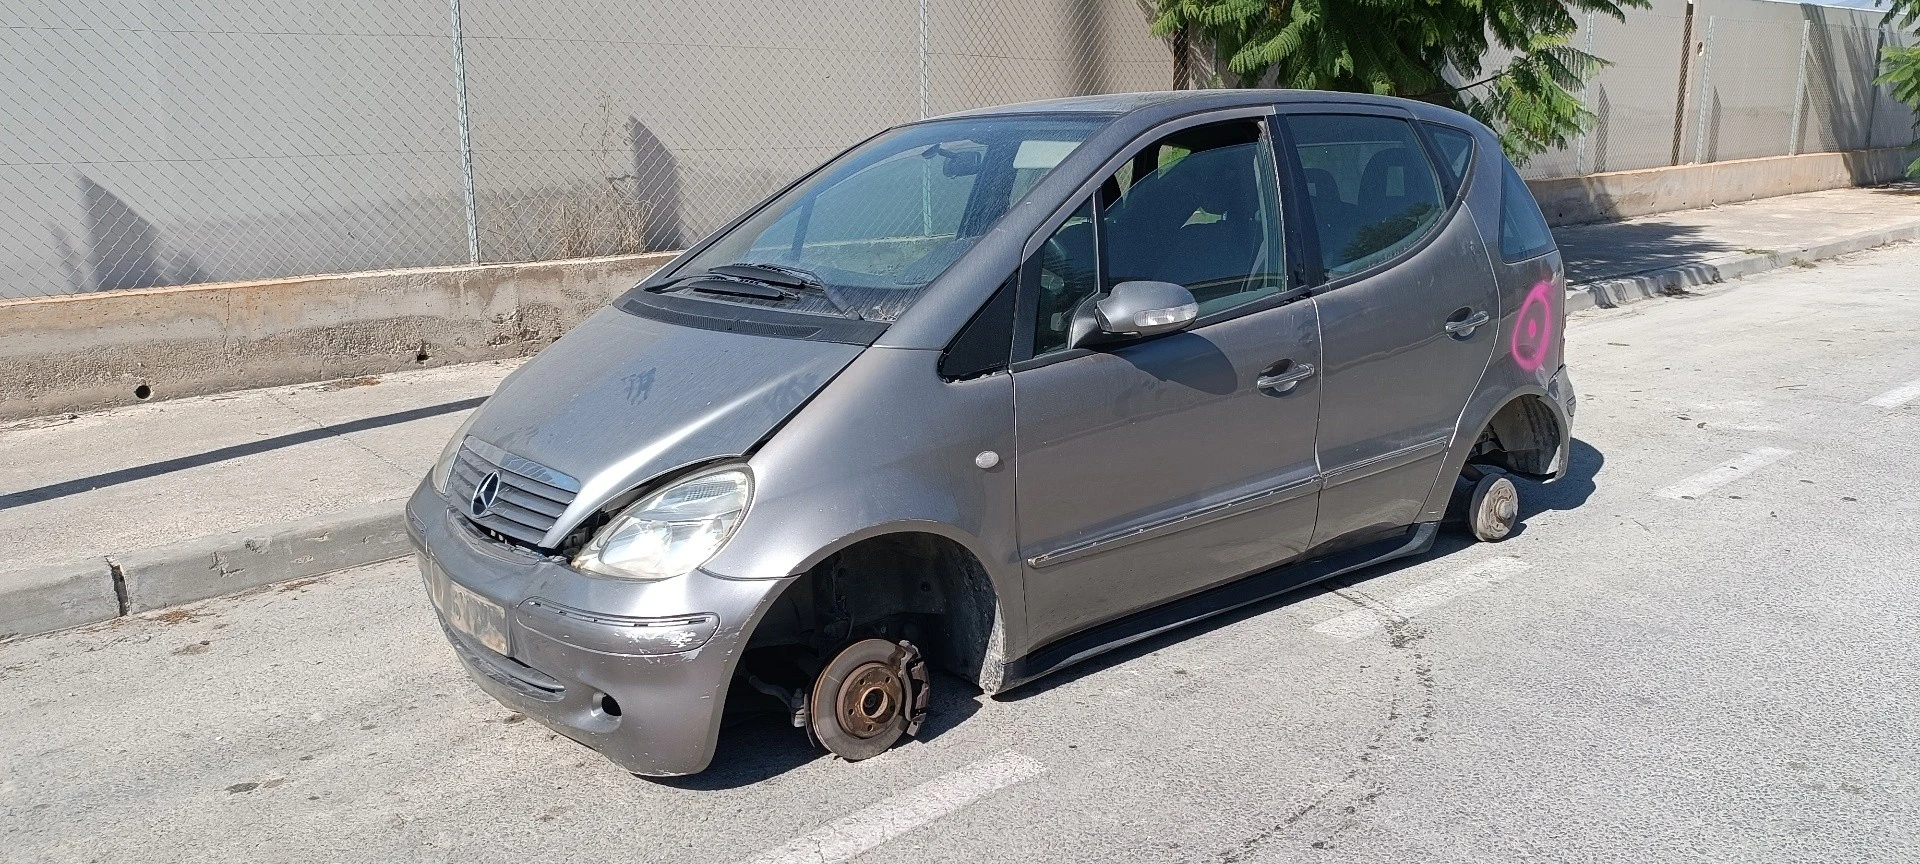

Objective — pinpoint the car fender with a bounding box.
[699,345,1030,660]
[1418,375,1573,523]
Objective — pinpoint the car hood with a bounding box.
[464,305,864,543]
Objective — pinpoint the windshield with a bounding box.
[667,114,1109,323]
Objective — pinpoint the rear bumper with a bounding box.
[405,481,793,777]
[1547,364,1576,479]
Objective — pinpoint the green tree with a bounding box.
[1151,0,1647,164]
[1879,1,1920,176]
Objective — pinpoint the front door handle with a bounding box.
[1256,362,1316,394]
[1445,309,1492,337]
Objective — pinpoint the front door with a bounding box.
[1011,115,1324,647]
[1279,110,1500,549]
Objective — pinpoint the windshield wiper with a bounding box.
[709,263,818,289]
[681,276,795,301]
[709,262,858,318]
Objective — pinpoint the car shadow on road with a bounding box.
[650,672,982,791]
[998,436,1604,702]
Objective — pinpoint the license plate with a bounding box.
[420,555,509,656]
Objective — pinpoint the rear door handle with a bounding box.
[1445,310,1491,336]
[1256,362,1315,394]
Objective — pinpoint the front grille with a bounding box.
[446,437,580,548]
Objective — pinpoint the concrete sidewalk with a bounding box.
[1555,182,1920,309]
[4,182,1919,638]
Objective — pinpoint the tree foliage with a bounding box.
[1151,0,1648,164]
[1878,0,1920,176]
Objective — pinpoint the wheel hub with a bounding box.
[836,662,905,739]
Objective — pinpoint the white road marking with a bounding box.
[1865,379,1920,409]
[742,750,1047,864]
[1656,446,1794,499]
[1313,557,1532,641]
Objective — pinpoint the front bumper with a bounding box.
[404,481,793,776]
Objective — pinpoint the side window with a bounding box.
[1028,119,1288,357]
[1499,161,1556,261]
[1100,119,1285,316]
[1423,123,1476,192]
[1285,115,1446,278]
[1032,198,1099,356]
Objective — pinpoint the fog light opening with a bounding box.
[597,693,622,717]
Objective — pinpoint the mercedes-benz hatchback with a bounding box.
[406,90,1575,777]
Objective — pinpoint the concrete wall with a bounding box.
[0,252,673,421]
[1527,146,1914,226]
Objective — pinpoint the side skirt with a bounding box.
[996,521,1439,692]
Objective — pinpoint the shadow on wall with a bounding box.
[1802,6,1880,154]
[74,175,206,293]
[627,116,684,252]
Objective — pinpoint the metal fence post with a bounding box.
[448,0,480,265]
[1670,0,1697,166]
[1866,27,1887,150]
[918,0,931,119]
[1789,19,1811,157]
[1693,15,1715,164]
[1575,11,1596,175]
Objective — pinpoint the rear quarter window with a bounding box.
[1498,162,1555,262]
[1422,123,1475,192]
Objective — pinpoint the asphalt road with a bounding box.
[5,244,1919,864]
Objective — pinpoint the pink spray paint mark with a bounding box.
[1510,281,1555,372]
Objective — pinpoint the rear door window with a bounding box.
[1285,114,1447,278]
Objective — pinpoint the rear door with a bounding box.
[1277,109,1500,550]
[1011,113,1324,647]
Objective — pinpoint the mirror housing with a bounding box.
[1069,280,1199,348]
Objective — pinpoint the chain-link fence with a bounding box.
[2,0,1913,299]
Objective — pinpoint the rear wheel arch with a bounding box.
[1474,392,1567,478]
[1418,388,1568,522]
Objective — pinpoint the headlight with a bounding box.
[573,468,752,581]
[429,411,482,495]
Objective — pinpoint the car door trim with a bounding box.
[1320,437,1450,489]
[1027,475,1322,568]
[1003,522,1440,691]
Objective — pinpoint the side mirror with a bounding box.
[1069,280,1199,348]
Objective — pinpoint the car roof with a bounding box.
[933,89,1475,129]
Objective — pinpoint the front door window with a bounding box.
[1030,118,1286,356]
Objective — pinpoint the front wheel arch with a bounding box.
[743,531,1010,694]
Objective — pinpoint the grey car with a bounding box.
[405,90,1575,777]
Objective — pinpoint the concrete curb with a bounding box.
[0,557,118,640]
[1568,220,1920,313]
[115,500,411,613]
[0,501,409,642]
